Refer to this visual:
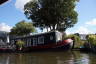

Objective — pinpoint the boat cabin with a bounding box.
[10,31,63,47]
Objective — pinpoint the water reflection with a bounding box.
[0,51,96,64]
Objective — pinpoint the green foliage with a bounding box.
[87,34,96,46]
[16,40,25,48]
[24,0,78,32]
[67,34,81,43]
[10,20,36,36]
[65,34,83,48]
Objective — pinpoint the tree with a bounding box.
[87,34,96,46]
[24,0,78,32]
[10,20,36,36]
[16,40,25,50]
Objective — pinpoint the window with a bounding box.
[56,32,62,41]
[27,38,31,47]
[50,36,53,40]
[11,40,15,44]
[33,38,37,46]
[29,38,32,46]
[38,36,44,44]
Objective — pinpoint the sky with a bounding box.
[0,0,96,34]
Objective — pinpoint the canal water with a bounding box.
[0,51,96,64]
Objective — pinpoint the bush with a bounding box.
[87,34,96,46]
[16,40,25,49]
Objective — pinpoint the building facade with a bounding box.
[0,31,9,45]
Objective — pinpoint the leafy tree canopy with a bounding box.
[10,20,36,36]
[24,0,78,32]
[87,34,96,46]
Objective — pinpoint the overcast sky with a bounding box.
[0,0,96,34]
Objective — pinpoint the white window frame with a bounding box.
[56,32,62,42]
[26,39,29,46]
[38,36,44,44]
[33,38,37,46]
[27,39,31,47]
[28,38,32,46]
[50,36,53,40]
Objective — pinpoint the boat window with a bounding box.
[33,38,37,46]
[50,36,53,40]
[38,36,44,44]
[56,32,62,41]
[26,39,29,47]
[27,38,31,46]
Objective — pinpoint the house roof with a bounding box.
[0,0,8,5]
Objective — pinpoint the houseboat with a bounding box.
[10,31,73,51]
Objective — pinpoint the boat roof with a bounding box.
[11,31,61,39]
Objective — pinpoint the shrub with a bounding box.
[16,40,25,49]
[87,34,96,46]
